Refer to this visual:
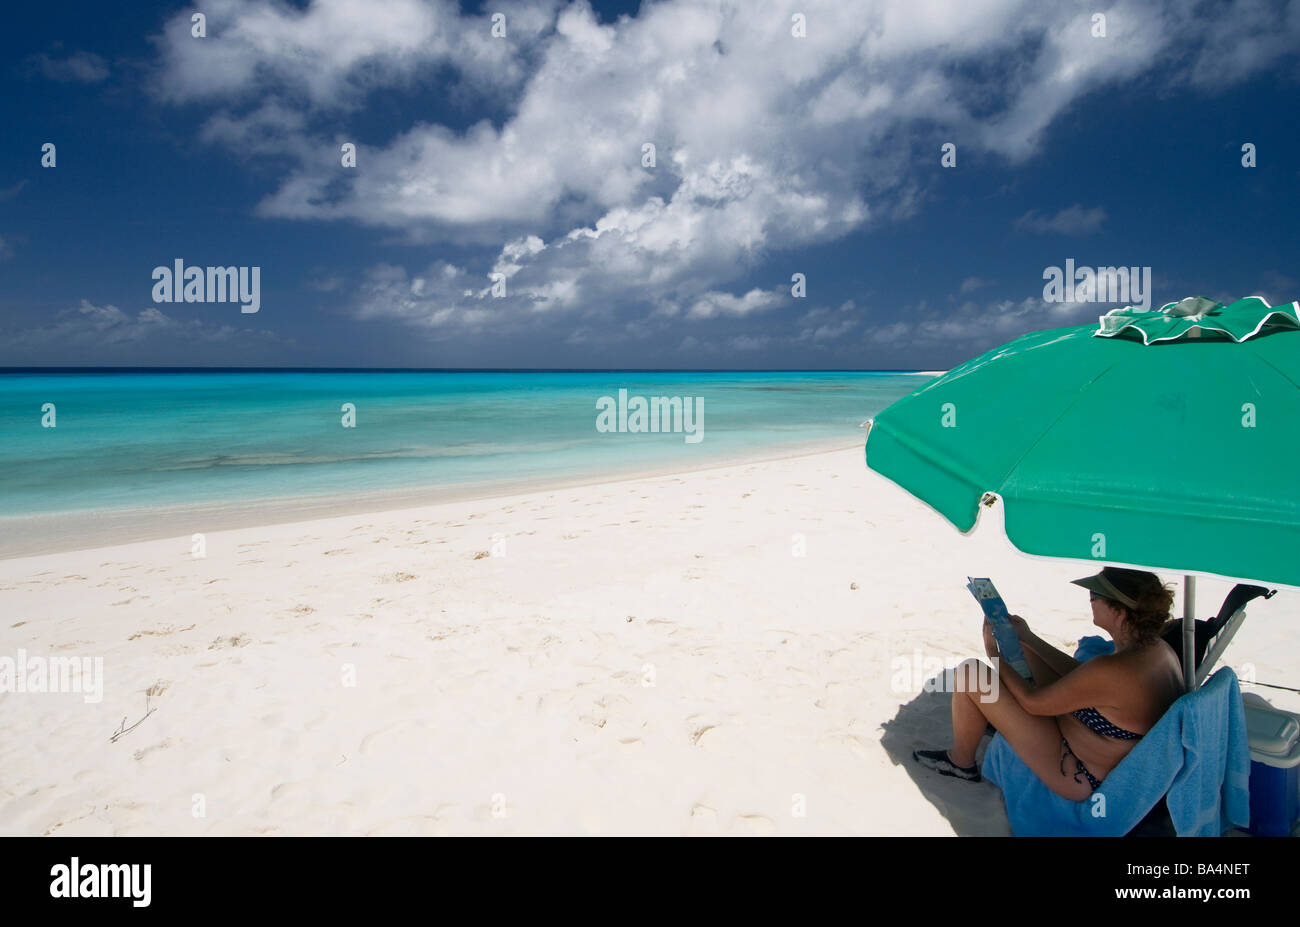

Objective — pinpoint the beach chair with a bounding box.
[983,585,1269,836]
[1126,583,1276,835]
[1158,583,1276,689]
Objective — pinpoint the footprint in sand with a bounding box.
[687,803,717,829]
[208,635,251,650]
[595,693,633,717]
[690,724,718,747]
[731,814,776,835]
[132,738,174,761]
[128,624,195,641]
[359,722,426,756]
[268,781,311,804]
[365,811,454,836]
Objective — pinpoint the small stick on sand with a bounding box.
[109,695,158,743]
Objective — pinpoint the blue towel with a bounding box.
[1071,634,1115,663]
[982,657,1251,836]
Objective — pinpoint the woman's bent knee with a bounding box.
[951,658,997,697]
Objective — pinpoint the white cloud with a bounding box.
[869,296,1100,347]
[1,301,289,364]
[151,0,1300,343]
[1175,0,1300,88]
[30,50,110,83]
[796,300,860,343]
[306,273,345,292]
[151,0,559,106]
[728,334,770,351]
[1013,204,1107,236]
[686,288,783,320]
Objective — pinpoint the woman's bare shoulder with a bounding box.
[1133,639,1186,704]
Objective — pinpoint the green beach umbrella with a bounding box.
[864,296,1300,686]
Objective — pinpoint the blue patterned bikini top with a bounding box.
[1072,706,1142,740]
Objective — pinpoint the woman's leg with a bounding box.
[947,658,1092,801]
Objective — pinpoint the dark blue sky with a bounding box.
[2,0,1297,368]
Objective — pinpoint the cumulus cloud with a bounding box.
[869,296,1099,347]
[728,334,771,351]
[796,300,861,343]
[1173,0,1300,88]
[151,0,560,106]
[1013,204,1107,236]
[150,0,1300,346]
[29,50,110,83]
[686,288,784,320]
[0,301,291,365]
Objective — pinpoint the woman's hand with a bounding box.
[982,619,1000,660]
[1007,614,1030,639]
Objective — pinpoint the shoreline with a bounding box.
[0,436,862,561]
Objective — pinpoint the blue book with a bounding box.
[966,577,1033,679]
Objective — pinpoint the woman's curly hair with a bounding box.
[1101,567,1174,645]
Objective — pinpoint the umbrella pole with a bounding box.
[1182,575,1197,692]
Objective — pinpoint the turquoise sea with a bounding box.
[0,370,932,518]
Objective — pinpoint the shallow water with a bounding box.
[0,369,931,517]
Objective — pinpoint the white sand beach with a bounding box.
[1,444,1295,836]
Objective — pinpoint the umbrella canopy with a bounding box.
[864,296,1300,591]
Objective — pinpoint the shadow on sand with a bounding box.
[879,682,1013,836]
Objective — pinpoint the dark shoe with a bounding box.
[913,748,981,782]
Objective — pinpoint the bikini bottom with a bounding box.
[1060,736,1102,792]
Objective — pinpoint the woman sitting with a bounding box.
[913,567,1185,800]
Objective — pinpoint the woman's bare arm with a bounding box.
[1018,644,1063,687]
[1004,615,1081,678]
[1003,652,1121,717]
[1018,631,1082,678]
